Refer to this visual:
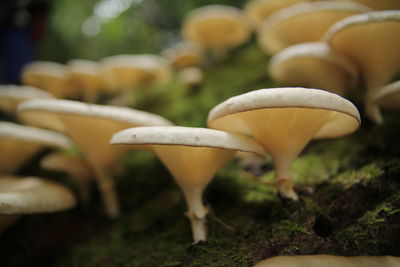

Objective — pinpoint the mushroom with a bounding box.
[21,61,74,99]
[40,152,94,204]
[178,67,204,89]
[268,42,358,96]
[0,121,72,174]
[253,255,400,267]
[161,41,204,70]
[337,0,400,11]
[207,87,361,200]
[322,10,400,123]
[110,126,265,243]
[0,85,54,115]
[372,80,400,116]
[182,4,251,58]
[0,175,76,233]
[67,59,104,103]
[257,1,371,54]
[18,99,174,217]
[244,0,310,28]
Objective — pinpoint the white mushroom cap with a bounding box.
[0,176,76,214]
[0,85,54,114]
[162,41,204,69]
[0,121,72,174]
[373,80,400,110]
[244,0,310,28]
[322,10,400,123]
[337,0,400,11]
[182,5,251,51]
[269,42,358,95]
[21,61,72,98]
[257,1,371,54]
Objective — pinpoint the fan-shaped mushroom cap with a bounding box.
[21,61,73,98]
[373,80,400,110]
[338,0,400,11]
[0,85,54,114]
[244,0,310,28]
[67,59,104,103]
[258,1,371,54]
[182,5,251,52]
[208,87,360,200]
[0,175,76,214]
[111,126,264,242]
[100,54,172,92]
[253,255,400,267]
[322,10,400,123]
[18,99,173,217]
[269,42,358,95]
[162,41,204,69]
[0,121,72,174]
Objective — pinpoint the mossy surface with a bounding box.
[1,43,400,266]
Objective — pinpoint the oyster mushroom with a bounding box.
[208,87,360,200]
[269,42,358,95]
[111,126,265,243]
[162,41,204,70]
[18,99,174,217]
[0,121,72,174]
[182,4,251,58]
[338,0,400,10]
[322,10,400,123]
[253,255,400,267]
[372,80,400,116]
[257,1,371,54]
[67,59,104,103]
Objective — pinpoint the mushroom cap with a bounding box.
[257,1,371,54]
[0,176,76,214]
[244,0,309,28]
[373,80,400,109]
[337,0,400,11]
[162,41,204,69]
[268,42,358,95]
[99,54,172,92]
[0,85,54,114]
[182,4,251,50]
[207,87,361,139]
[21,61,72,98]
[111,126,265,156]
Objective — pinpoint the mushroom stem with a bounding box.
[274,155,299,200]
[183,186,209,243]
[92,166,120,218]
[365,89,383,124]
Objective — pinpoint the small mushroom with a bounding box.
[338,0,400,11]
[372,80,400,115]
[244,0,310,28]
[208,87,360,200]
[253,255,400,267]
[322,10,400,123]
[182,4,251,58]
[67,59,104,103]
[0,85,54,114]
[111,126,265,243]
[21,61,74,99]
[269,42,358,95]
[162,41,204,70]
[178,67,204,89]
[0,175,76,232]
[0,121,72,174]
[40,152,94,204]
[257,1,371,54]
[18,99,174,217]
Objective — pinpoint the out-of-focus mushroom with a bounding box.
[253,255,400,267]
[0,85,54,114]
[18,99,174,217]
[244,0,310,28]
[208,87,360,200]
[162,41,204,70]
[322,10,400,123]
[269,42,358,95]
[21,61,74,99]
[178,67,204,89]
[0,121,72,174]
[111,126,265,243]
[67,59,104,103]
[40,152,94,204]
[338,0,400,10]
[182,5,251,58]
[0,175,76,232]
[372,80,400,117]
[257,1,371,54]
